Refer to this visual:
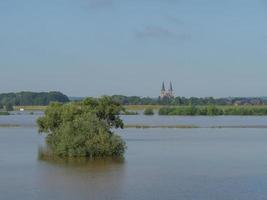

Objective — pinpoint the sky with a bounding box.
[1,0,267,97]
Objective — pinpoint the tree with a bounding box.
[82,96,124,129]
[0,91,69,107]
[37,97,126,158]
[4,102,13,111]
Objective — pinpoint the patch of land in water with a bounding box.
[124,124,199,128]
[0,124,21,128]
[124,124,267,129]
[13,106,47,111]
[1,123,267,129]
[11,104,267,113]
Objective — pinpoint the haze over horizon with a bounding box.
[1,0,267,97]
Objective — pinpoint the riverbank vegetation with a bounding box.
[13,105,47,111]
[111,95,267,106]
[144,108,154,115]
[124,124,198,128]
[159,105,267,116]
[121,110,139,115]
[37,97,126,158]
[0,111,10,115]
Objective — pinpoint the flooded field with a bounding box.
[1,113,267,199]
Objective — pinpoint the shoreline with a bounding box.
[2,124,267,129]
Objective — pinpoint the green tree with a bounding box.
[37,97,126,158]
[82,96,124,129]
[4,102,13,111]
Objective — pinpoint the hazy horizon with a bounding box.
[1,0,267,97]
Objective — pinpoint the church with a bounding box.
[160,82,174,99]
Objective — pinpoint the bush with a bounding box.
[144,108,154,115]
[37,96,126,158]
[0,111,9,115]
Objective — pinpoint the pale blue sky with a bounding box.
[1,0,267,97]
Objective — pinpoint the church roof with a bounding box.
[161,82,165,91]
[169,82,173,91]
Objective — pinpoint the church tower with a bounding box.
[160,82,166,99]
[168,81,174,98]
[160,81,174,99]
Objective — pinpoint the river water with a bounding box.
[1,113,267,200]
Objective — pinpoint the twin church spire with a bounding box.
[160,81,174,99]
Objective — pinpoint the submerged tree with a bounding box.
[37,96,126,158]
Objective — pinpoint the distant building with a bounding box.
[160,81,174,99]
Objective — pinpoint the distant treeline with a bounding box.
[110,95,266,106]
[158,106,267,116]
[0,91,69,107]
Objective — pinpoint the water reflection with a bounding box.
[38,146,125,168]
[37,146,126,200]
[38,154,125,172]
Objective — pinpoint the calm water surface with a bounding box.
[2,112,267,127]
[1,114,267,199]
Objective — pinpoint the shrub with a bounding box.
[144,108,154,115]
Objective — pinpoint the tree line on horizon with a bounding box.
[110,95,266,106]
[0,91,69,108]
[0,91,266,108]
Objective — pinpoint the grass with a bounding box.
[125,104,267,111]
[124,124,267,129]
[0,123,267,129]
[11,104,267,112]
[159,105,267,116]
[13,106,47,111]
[0,124,21,128]
[0,111,10,115]
[124,124,199,129]
[124,105,166,111]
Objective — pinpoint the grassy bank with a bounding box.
[1,123,267,129]
[124,105,165,111]
[10,104,267,114]
[124,124,267,129]
[124,124,199,128]
[159,105,267,116]
[14,106,47,111]
[0,124,20,128]
[0,111,10,115]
